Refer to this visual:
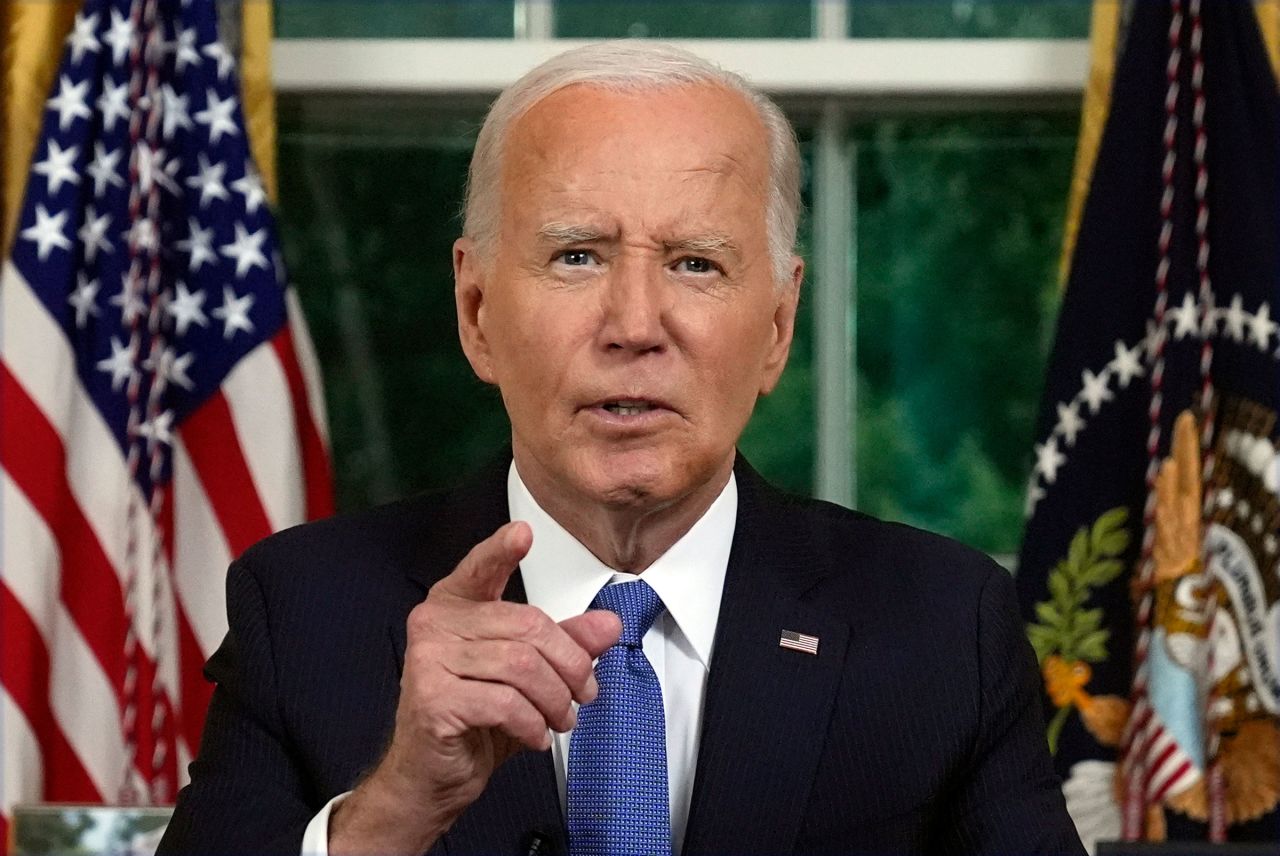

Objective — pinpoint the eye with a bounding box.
[554,249,596,266]
[673,257,719,275]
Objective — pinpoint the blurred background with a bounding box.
[272,0,1091,561]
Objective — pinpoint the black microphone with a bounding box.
[521,827,559,856]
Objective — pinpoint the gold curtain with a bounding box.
[1057,0,1122,290]
[240,0,278,204]
[1,0,81,254]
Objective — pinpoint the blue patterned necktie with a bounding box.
[567,579,671,856]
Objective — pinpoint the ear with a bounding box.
[758,255,804,396]
[454,236,497,384]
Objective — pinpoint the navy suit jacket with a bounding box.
[160,456,1085,855]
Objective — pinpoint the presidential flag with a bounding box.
[0,0,332,835]
[1018,0,1279,847]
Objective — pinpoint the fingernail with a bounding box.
[585,673,599,702]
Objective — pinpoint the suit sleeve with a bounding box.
[935,565,1087,855]
[157,553,317,855]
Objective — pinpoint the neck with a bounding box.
[513,449,733,573]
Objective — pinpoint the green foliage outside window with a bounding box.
[554,1,811,38]
[853,113,1076,554]
[274,0,514,38]
[850,0,1090,38]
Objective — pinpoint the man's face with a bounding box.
[455,82,801,514]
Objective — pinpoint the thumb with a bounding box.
[434,521,532,602]
[560,610,623,660]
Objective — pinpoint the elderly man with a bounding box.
[160,43,1084,855]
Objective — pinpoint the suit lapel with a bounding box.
[682,461,850,856]
[389,454,566,854]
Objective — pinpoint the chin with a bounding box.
[574,444,722,511]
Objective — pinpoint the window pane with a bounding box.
[276,95,509,510]
[555,1,812,38]
[276,95,815,511]
[853,113,1076,554]
[274,0,514,38]
[850,0,1090,38]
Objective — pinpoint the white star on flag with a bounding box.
[20,204,73,260]
[97,77,131,132]
[1171,292,1200,340]
[136,409,176,451]
[1222,294,1248,342]
[1034,437,1067,484]
[212,286,256,338]
[136,142,181,196]
[77,206,114,263]
[87,142,126,196]
[220,222,269,278]
[174,27,201,72]
[67,275,101,328]
[1080,368,1114,414]
[46,75,93,131]
[125,217,160,254]
[166,281,208,336]
[1055,400,1085,447]
[102,7,136,66]
[161,84,194,140]
[144,346,197,391]
[195,88,240,144]
[1108,341,1145,389]
[1248,302,1277,351]
[95,336,136,391]
[201,41,235,79]
[186,154,229,207]
[177,218,218,271]
[232,166,266,214]
[65,12,101,64]
[33,139,81,196]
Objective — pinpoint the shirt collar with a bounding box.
[508,462,736,670]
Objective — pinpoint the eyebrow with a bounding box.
[664,233,741,259]
[534,222,742,261]
[536,222,614,244]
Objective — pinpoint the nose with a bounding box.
[599,256,669,355]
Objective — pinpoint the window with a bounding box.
[272,0,1086,559]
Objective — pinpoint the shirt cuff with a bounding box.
[301,791,351,856]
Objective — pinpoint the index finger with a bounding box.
[433,521,533,602]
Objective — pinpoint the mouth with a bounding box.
[584,396,678,424]
[600,399,660,416]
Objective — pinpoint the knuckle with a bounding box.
[564,648,592,681]
[506,643,536,676]
[512,608,543,639]
[495,685,522,718]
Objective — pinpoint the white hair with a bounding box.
[462,41,802,284]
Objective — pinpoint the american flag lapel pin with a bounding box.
[779,629,819,655]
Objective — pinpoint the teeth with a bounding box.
[604,401,654,415]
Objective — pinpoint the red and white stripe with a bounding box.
[0,258,332,822]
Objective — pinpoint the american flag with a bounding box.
[0,0,332,833]
[778,630,819,656]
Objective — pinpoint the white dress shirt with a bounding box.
[301,463,736,855]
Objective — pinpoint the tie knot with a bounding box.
[590,579,664,647]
